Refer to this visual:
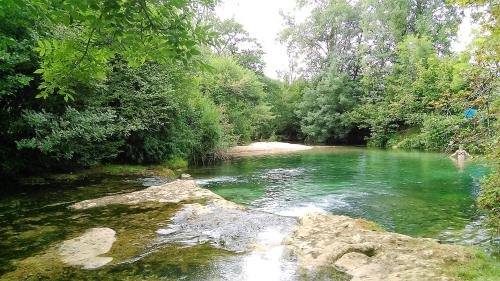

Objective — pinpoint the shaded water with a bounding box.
[0,147,496,280]
[0,176,247,280]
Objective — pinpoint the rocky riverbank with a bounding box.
[70,180,471,280]
[286,214,469,281]
[3,179,476,280]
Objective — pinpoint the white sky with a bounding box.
[216,1,475,79]
[451,8,478,53]
[216,0,298,79]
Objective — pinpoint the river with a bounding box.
[0,147,496,280]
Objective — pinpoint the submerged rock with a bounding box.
[285,214,469,281]
[58,227,116,269]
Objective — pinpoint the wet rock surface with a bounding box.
[9,179,472,280]
[70,180,241,210]
[286,214,470,281]
[156,203,297,252]
[58,228,116,269]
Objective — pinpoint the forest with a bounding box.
[0,0,498,222]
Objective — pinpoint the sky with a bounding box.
[216,0,299,79]
[216,0,476,79]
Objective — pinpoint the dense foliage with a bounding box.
[199,56,271,143]
[1,0,248,176]
[0,0,497,223]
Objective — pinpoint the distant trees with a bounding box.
[296,66,358,143]
[199,56,272,143]
[279,0,498,225]
[279,0,474,148]
[210,18,266,74]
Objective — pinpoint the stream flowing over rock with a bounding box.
[64,179,470,280]
[156,203,297,252]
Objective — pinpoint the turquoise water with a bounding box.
[190,147,493,243]
[0,147,496,280]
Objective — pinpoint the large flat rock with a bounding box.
[70,180,241,210]
[285,214,469,281]
[58,228,116,269]
[65,179,471,280]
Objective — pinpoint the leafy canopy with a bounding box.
[28,0,217,100]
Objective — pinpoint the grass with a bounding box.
[162,157,188,170]
[445,248,500,281]
[386,127,421,150]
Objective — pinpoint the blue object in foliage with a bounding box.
[465,108,477,118]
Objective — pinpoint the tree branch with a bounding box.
[139,0,156,29]
[75,27,96,66]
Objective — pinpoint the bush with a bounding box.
[94,62,232,164]
[199,56,271,143]
[419,114,462,151]
[297,68,358,143]
[17,107,125,167]
[15,61,233,170]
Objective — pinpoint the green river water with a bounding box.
[0,147,497,280]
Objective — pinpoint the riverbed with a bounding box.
[0,147,497,280]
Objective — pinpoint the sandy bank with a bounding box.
[228,142,312,157]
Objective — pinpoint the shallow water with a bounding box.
[190,147,496,248]
[0,147,496,280]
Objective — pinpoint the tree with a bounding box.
[281,0,460,97]
[210,18,266,74]
[351,36,469,148]
[359,0,460,100]
[30,0,217,100]
[199,56,272,143]
[296,64,359,143]
[17,61,232,167]
[280,0,363,78]
[0,0,50,176]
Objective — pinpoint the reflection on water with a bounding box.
[0,147,496,280]
[189,147,496,250]
[240,227,296,281]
